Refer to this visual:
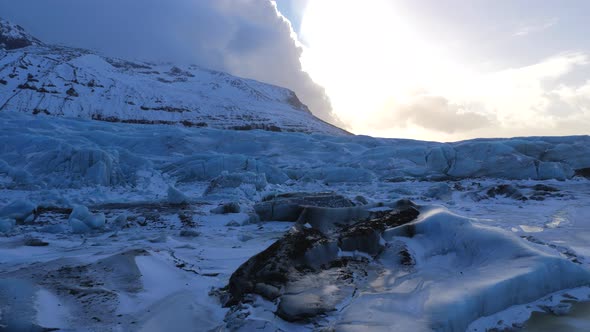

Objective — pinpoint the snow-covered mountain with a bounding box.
[0,18,41,50]
[0,18,346,135]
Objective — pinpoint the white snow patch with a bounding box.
[34,288,71,329]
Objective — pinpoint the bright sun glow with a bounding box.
[297,1,589,141]
[300,0,474,139]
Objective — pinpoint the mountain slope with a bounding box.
[0,18,346,135]
[0,18,42,50]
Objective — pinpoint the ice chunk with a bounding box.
[302,166,375,183]
[343,207,590,332]
[69,218,92,234]
[0,200,36,223]
[0,217,15,233]
[0,159,34,187]
[254,192,355,221]
[85,213,106,229]
[25,145,126,188]
[425,145,455,173]
[424,183,452,201]
[543,143,590,169]
[163,154,246,182]
[68,204,105,232]
[537,161,574,180]
[204,172,267,197]
[110,214,128,230]
[448,142,538,179]
[245,160,289,184]
[68,204,91,222]
[167,185,189,204]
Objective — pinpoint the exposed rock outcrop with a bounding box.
[224,200,420,321]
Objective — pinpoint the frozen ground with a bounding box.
[1,113,590,331]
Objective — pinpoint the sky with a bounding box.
[1,1,590,141]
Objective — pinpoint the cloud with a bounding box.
[540,80,590,126]
[0,0,339,125]
[466,52,589,127]
[513,18,558,37]
[361,52,590,141]
[393,96,493,133]
[372,95,493,134]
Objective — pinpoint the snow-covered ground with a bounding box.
[1,113,589,331]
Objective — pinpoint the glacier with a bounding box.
[0,112,589,331]
[0,113,589,193]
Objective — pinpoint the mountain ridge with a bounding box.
[0,17,42,49]
[0,18,347,135]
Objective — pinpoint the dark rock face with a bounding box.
[224,201,420,321]
[486,184,527,201]
[468,183,564,202]
[529,184,563,201]
[178,229,200,237]
[0,37,30,50]
[23,238,49,247]
[66,87,79,97]
[532,184,559,192]
[575,168,590,179]
[338,205,419,255]
[254,192,355,221]
[295,198,417,235]
[286,91,311,113]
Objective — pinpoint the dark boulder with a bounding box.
[532,184,559,192]
[225,227,328,306]
[23,238,49,247]
[529,184,563,201]
[210,202,241,214]
[338,206,419,255]
[486,184,527,201]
